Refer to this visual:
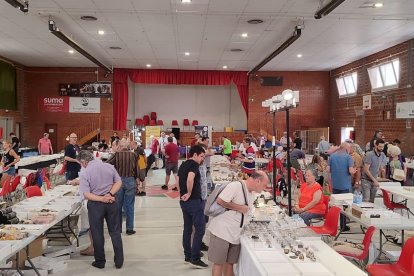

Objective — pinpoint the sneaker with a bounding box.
[189,259,208,269]
[184,257,190,264]
[172,187,178,191]
[201,242,209,251]
[126,230,136,235]
[92,261,105,269]
[161,185,168,190]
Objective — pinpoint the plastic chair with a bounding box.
[310,195,330,225]
[0,175,12,196]
[192,120,198,126]
[135,118,144,126]
[366,237,414,276]
[149,120,156,126]
[143,115,150,125]
[172,120,179,126]
[150,112,157,121]
[381,188,411,218]
[10,175,21,192]
[157,120,163,126]
[309,206,341,237]
[334,226,376,268]
[297,169,305,183]
[183,119,190,130]
[25,185,43,198]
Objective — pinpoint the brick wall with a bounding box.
[330,40,414,154]
[23,67,114,151]
[248,71,331,138]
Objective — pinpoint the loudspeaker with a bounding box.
[260,76,283,86]
[172,127,180,140]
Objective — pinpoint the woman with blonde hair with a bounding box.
[386,145,406,185]
[1,140,20,181]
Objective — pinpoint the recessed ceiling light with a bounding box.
[184,52,190,56]
[297,54,303,58]
[98,30,105,35]
[109,46,122,50]
[80,15,98,21]
[222,65,228,69]
[68,49,74,54]
[146,64,152,68]
[241,33,248,38]
[374,2,383,8]
[181,0,191,3]
[247,19,264,24]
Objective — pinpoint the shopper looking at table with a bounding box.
[361,139,386,202]
[386,144,406,186]
[64,133,81,180]
[1,140,20,178]
[38,133,53,155]
[237,138,255,176]
[208,171,269,276]
[294,169,326,226]
[78,150,124,269]
[222,136,232,157]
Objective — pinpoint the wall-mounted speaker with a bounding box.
[260,76,283,86]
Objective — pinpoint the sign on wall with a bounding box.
[39,97,69,112]
[59,82,111,98]
[69,97,100,113]
[362,95,372,110]
[396,102,414,119]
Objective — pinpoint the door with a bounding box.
[0,117,14,141]
[45,124,57,153]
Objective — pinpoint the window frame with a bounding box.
[367,58,400,93]
[336,72,358,98]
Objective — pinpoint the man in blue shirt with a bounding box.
[327,142,356,231]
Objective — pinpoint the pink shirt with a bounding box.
[38,138,52,154]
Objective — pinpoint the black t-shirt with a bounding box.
[110,136,120,144]
[65,144,81,173]
[294,137,302,149]
[11,137,20,151]
[178,159,201,200]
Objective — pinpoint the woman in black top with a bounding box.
[1,140,20,178]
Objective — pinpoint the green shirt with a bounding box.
[223,138,232,155]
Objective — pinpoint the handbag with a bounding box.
[392,168,405,181]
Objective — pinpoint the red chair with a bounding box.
[150,112,157,121]
[172,120,179,126]
[297,170,305,184]
[10,175,21,192]
[381,188,411,218]
[0,175,12,196]
[157,120,163,126]
[149,120,156,126]
[367,237,414,276]
[309,206,341,237]
[192,120,198,126]
[135,118,144,126]
[334,226,376,268]
[25,186,43,198]
[183,119,190,130]
[310,195,331,225]
[143,115,150,125]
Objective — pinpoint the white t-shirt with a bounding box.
[159,136,168,150]
[208,181,254,244]
[238,142,258,154]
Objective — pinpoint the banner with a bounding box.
[145,126,161,148]
[69,97,100,113]
[59,82,111,97]
[39,97,69,112]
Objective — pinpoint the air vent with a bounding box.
[230,48,243,52]
[80,15,98,21]
[109,46,122,50]
[247,19,263,24]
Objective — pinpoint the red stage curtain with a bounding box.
[113,69,248,130]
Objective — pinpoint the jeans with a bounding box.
[180,199,206,261]
[146,154,156,176]
[87,201,124,267]
[115,177,136,232]
[299,212,324,226]
[333,188,351,230]
[361,179,378,203]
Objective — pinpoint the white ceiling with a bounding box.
[0,0,414,71]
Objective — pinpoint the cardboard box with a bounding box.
[9,236,44,269]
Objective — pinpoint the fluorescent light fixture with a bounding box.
[68,49,75,54]
[146,64,152,68]
[241,33,248,38]
[222,65,228,69]
[98,30,105,35]
[184,52,190,56]
[297,54,303,58]
[181,0,191,3]
[314,0,346,19]
[4,0,28,13]
[48,20,112,73]
[374,2,383,8]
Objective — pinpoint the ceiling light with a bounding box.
[241,33,248,38]
[181,0,191,3]
[184,52,190,56]
[146,64,151,68]
[222,65,228,69]
[68,49,74,54]
[314,0,346,19]
[109,46,122,50]
[297,54,303,58]
[374,2,383,8]
[98,30,105,35]
[80,15,98,21]
[247,19,264,24]
[4,0,29,13]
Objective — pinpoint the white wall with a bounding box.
[127,81,247,131]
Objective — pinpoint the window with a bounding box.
[367,58,399,92]
[336,72,357,97]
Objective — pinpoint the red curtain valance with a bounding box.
[113,69,248,130]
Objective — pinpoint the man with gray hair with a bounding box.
[78,150,124,269]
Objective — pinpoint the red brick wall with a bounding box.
[248,72,331,138]
[330,40,414,154]
[23,67,114,151]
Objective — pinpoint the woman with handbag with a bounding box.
[386,145,406,185]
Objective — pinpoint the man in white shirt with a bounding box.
[169,133,178,144]
[279,131,292,150]
[207,171,269,276]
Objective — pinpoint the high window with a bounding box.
[368,59,400,92]
[336,72,357,97]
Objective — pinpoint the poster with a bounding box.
[145,126,161,148]
[194,125,213,146]
[59,82,111,97]
[362,95,371,110]
[396,102,414,119]
[59,83,79,96]
[39,97,69,112]
[69,97,100,113]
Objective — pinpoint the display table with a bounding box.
[15,154,63,170]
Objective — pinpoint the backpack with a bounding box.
[204,181,248,227]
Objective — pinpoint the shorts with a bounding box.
[165,162,178,175]
[208,233,241,264]
[4,166,16,176]
[138,169,146,181]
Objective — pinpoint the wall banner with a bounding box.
[39,97,69,112]
[69,97,100,113]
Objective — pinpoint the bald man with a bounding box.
[327,142,356,231]
[64,132,81,180]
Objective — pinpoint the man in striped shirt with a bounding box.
[237,138,255,176]
[107,140,138,235]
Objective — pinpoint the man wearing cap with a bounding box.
[38,133,53,155]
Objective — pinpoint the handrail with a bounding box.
[62,116,101,147]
